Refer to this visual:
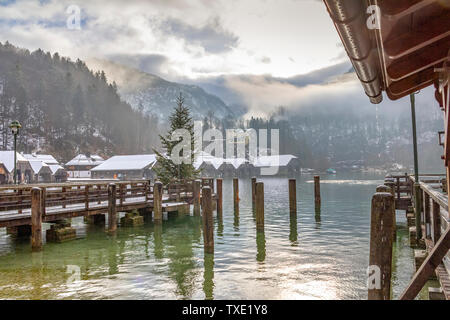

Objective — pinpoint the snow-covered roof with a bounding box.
[251,155,298,167]
[66,154,105,166]
[193,151,224,170]
[0,151,28,173]
[28,160,51,174]
[223,158,248,169]
[23,153,59,165]
[91,154,157,171]
[49,164,65,174]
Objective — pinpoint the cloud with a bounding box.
[161,16,239,54]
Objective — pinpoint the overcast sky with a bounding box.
[0,0,437,117]
[0,0,345,79]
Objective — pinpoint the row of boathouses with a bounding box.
[0,151,300,184]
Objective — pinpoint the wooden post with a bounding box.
[119,184,124,206]
[414,183,423,240]
[18,189,22,214]
[31,187,43,252]
[368,192,395,300]
[153,181,163,223]
[314,176,321,208]
[233,178,239,212]
[216,178,223,218]
[432,200,441,244]
[108,184,117,233]
[97,184,102,204]
[289,179,297,214]
[209,178,214,193]
[193,179,201,216]
[85,185,89,211]
[62,186,66,208]
[377,185,396,238]
[424,192,430,239]
[202,186,214,254]
[251,177,256,206]
[255,182,264,232]
[40,187,46,216]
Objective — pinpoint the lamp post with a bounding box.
[9,120,21,184]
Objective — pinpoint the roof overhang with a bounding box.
[324,0,450,105]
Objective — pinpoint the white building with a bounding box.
[65,154,104,178]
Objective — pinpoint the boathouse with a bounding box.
[0,151,33,184]
[65,154,104,178]
[90,154,157,180]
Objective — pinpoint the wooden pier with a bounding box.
[371,173,450,300]
[0,179,218,248]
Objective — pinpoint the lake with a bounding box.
[0,173,428,299]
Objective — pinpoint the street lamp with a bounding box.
[9,120,21,184]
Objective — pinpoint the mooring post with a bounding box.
[414,183,423,241]
[255,182,264,232]
[251,177,256,207]
[376,185,396,239]
[108,183,117,233]
[202,186,214,254]
[289,179,297,214]
[153,181,163,223]
[193,179,201,216]
[31,187,43,252]
[216,178,223,218]
[314,175,321,208]
[368,192,395,300]
[233,178,239,213]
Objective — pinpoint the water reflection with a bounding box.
[217,217,224,237]
[153,224,163,259]
[256,231,266,263]
[315,207,321,228]
[203,253,214,300]
[289,213,298,246]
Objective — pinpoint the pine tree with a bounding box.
[153,93,200,185]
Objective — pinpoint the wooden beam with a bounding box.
[378,0,434,20]
[400,226,450,299]
[387,36,450,81]
[384,11,450,60]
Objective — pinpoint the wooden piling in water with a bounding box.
[153,181,163,223]
[314,176,321,208]
[31,187,43,252]
[216,178,223,218]
[202,186,214,254]
[255,182,264,232]
[251,177,256,206]
[107,184,117,233]
[233,178,239,213]
[368,192,395,300]
[377,185,396,238]
[193,180,201,216]
[289,179,297,214]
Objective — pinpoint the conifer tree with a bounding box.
[153,93,199,184]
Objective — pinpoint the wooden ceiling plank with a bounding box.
[387,66,439,97]
[384,11,450,60]
[378,0,436,20]
[387,36,450,81]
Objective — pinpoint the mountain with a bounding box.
[0,42,160,161]
[86,58,235,121]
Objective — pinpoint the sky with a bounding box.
[0,0,437,117]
